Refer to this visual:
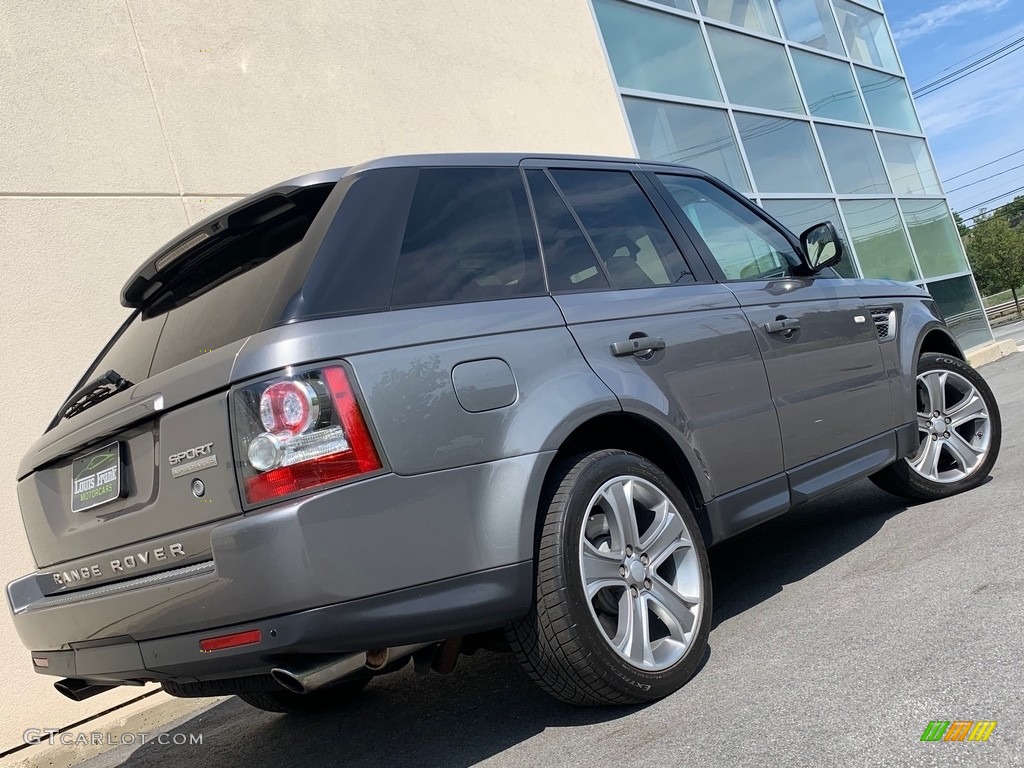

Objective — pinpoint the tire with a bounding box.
[870,353,1001,501]
[507,450,712,706]
[237,676,371,714]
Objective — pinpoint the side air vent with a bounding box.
[870,307,897,341]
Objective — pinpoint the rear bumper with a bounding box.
[27,562,532,683]
[8,452,552,682]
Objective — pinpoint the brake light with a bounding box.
[233,365,382,505]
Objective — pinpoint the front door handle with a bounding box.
[610,336,667,357]
[764,318,801,335]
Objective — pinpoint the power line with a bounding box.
[960,184,1024,219]
[911,29,1024,88]
[947,161,1024,194]
[943,146,1024,183]
[912,37,1024,98]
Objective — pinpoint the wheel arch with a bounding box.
[538,411,713,545]
[915,325,965,365]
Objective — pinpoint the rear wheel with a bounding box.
[508,450,711,705]
[237,676,371,714]
[870,353,1000,501]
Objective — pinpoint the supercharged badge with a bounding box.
[169,442,217,478]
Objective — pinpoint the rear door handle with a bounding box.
[764,318,801,334]
[610,336,667,357]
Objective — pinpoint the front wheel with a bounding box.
[870,353,1001,501]
[507,450,712,705]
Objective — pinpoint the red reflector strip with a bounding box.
[33,657,49,668]
[199,629,262,653]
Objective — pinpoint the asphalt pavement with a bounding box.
[26,353,1024,768]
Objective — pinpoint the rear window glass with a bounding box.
[526,169,610,293]
[390,168,545,307]
[549,169,694,289]
[82,187,333,386]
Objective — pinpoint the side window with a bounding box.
[656,174,801,281]
[391,167,544,308]
[550,169,695,289]
[525,170,610,292]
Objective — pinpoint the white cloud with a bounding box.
[892,0,1009,44]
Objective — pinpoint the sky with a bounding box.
[883,0,1024,222]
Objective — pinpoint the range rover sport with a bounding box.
[7,154,1001,712]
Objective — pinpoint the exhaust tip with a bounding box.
[270,668,307,695]
[54,678,118,702]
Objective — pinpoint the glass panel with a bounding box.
[926,275,992,350]
[696,0,779,36]
[791,50,867,123]
[525,170,610,293]
[658,175,800,279]
[707,28,804,114]
[853,0,881,9]
[856,67,920,133]
[900,199,969,279]
[833,0,899,71]
[761,198,857,277]
[391,168,543,307]
[648,0,695,9]
[878,134,941,195]
[815,124,890,194]
[551,169,695,288]
[624,98,751,192]
[734,114,830,193]
[840,199,919,281]
[593,0,720,100]
[774,0,844,54]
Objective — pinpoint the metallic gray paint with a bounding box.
[10,453,552,652]
[7,155,964,690]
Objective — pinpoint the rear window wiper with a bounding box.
[61,370,133,420]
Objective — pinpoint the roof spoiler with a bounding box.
[120,168,347,309]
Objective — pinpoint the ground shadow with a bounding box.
[114,480,906,768]
[709,478,909,628]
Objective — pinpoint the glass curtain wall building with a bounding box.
[591,0,993,350]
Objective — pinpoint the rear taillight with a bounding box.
[233,365,382,505]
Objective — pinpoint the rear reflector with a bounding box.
[32,656,49,668]
[199,629,262,653]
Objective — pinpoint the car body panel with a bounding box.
[5,153,971,691]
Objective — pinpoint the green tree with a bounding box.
[952,210,969,238]
[965,212,1024,317]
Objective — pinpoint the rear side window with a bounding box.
[525,169,610,292]
[550,169,694,289]
[390,168,544,307]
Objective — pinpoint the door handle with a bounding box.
[610,336,667,357]
[764,318,801,335]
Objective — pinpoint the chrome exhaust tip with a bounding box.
[54,678,120,702]
[270,652,367,695]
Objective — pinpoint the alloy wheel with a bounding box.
[578,475,702,671]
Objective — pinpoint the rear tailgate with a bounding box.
[14,177,339,583]
[18,341,244,573]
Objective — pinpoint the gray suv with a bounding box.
[7,154,1001,711]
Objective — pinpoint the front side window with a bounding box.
[391,167,544,307]
[550,169,694,289]
[657,174,801,280]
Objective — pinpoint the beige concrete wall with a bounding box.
[0,0,632,751]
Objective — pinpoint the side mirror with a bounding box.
[799,221,844,273]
